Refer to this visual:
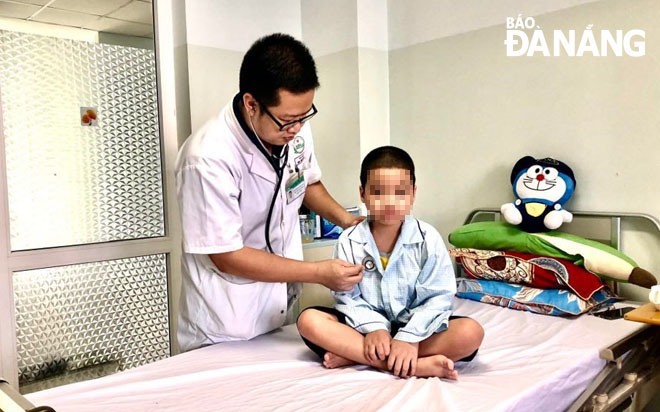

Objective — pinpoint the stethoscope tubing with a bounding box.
[265,146,289,254]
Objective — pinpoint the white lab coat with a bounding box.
[175,98,322,352]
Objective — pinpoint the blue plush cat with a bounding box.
[500,156,576,232]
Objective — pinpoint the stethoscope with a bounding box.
[340,234,378,273]
[249,113,292,254]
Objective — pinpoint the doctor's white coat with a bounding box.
[175,99,321,352]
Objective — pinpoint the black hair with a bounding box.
[360,146,416,187]
[239,33,320,107]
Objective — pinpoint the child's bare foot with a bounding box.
[322,352,356,369]
[415,355,458,380]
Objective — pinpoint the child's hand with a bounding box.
[388,340,419,378]
[364,330,391,361]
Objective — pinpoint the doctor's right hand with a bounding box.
[316,259,363,291]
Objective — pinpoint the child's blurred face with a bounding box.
[360,168,416,224]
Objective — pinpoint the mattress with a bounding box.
[26,298,644,412]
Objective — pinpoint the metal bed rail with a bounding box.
[0,377,56,412]
[568,328,660,412]
[463,208,660,247]
[1,378,57,412]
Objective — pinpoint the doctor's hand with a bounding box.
[340,214,366,229]
[316,259,363,291]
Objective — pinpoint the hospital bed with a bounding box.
[1,210,658,412]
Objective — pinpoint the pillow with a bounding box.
[450,248,606,300]
[456,278,617,316]
[448,221,657,288]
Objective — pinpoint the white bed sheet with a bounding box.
[26,298,644,412]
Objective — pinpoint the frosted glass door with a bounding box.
[0,30,164,251]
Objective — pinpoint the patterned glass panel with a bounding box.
[0,30,164,251]
[13,254,170,391]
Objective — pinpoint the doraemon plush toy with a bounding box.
[500,156,576,232]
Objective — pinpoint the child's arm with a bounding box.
[393,235,456,344]
[335,285,393,361]
[334,287,391,333]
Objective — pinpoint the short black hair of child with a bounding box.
[360,146,416,187]
[239,33,320,107]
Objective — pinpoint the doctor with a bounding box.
[175,33,364,352]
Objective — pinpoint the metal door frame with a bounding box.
[0,0,182,389]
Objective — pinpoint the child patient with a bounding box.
[297,146,484,379]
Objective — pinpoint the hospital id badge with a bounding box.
[285,171,305,204]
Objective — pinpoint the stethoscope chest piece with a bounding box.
[362,256,376,272]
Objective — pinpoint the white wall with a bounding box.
[301,0,389,207]
[388,0,660,301]
[387,0,601,50]
[357,0,390,161]
[182,0,302,133]
[172,0,190,148]
[301,0,357,56]
[185,0,302,51]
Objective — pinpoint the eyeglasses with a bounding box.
[259,102,318,131]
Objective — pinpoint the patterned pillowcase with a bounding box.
[450,248,606,301]
[456,278,618,316]
[447,221,660,289]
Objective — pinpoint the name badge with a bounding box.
[285,171,305,204]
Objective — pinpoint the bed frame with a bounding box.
[461,209,660,412]
[0,378,42,412]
